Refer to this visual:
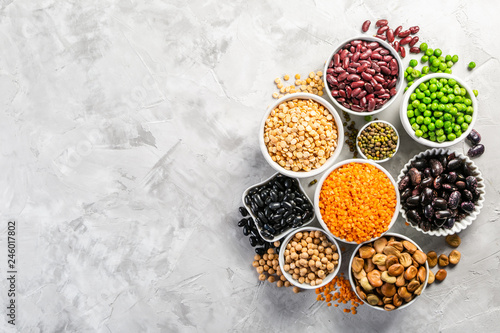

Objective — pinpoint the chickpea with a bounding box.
[252,261,259,267]
[259,274,266,281]
[256,267,264,274]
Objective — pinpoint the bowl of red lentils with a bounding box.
[314,159,400,244]
[323,35,404,117]
[279,226,341,290]
[259,93,344,178]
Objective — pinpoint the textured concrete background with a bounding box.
[0,0,499,332]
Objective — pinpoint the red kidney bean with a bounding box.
[351,104,364,112]
[390,87,397,96]
[351,40,362,46]
[331,90,339,97]
[409,26,420,34]
[400,36,412,45]
[352,80,365,89]
[389,59,398,75]
[362,20,371,32]
[361,72,372,81]
[377,26,389,34]
[360,49,372,60]
[347,74,361,81]
[375,19,388,27]
[351,87,362,98]
[340,49,349,60]
[339,90,346,98]
[334,53,340,66]
[351,98,359,106]
[379,48,390,56]
[371,52,382,60]
[364,82,374,93]
[367,42,379,49]
[388,78,397,88]
[393,41,400,51]
[380,66,391,75]
[349,62,360,68]
[346,67,356,74]
[337,97,345,103]
[377,61,387,67]
[367,98,376,111]
[327,75,338,86]
[338,82,345,89]
[386,29,395,43]
[410,47,421,54]
[409,36,419,47]
[350,46,355,53]
[352,51,360,62]
[345,85,352,98]
[359,59,371,66]
[360,97,367,108]
[374,83,383,91]
[383,55,393,62]
[394,26,402,36]
[343,57,350,68]
[398,30,411,38]
[357,90,367,99]
[334,67,345,74]
[327,68,334,74]
[374,75,385,83]
[375,34,387,41]
[365,68,376,76]
[371,62,380,72]
[399,45,406,58]
[338,72,348,82]
[342,102,350,109]
[357,64,368,73]
[379,93,391,99]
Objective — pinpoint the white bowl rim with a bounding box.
[313,158,401,244]
[322,35,404,116]
[397,147,485,236]
[356,120,400,163]
[278,226,342,290]
[259,93,344,179]
[348,232,429,311]
[399,73,479,148]
[241,173,315,243]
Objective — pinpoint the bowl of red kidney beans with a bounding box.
[323,35,404,116]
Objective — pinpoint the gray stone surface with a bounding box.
[0,0,499,332]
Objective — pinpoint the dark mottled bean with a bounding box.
[467,144,484,158]
[467,129,481,145]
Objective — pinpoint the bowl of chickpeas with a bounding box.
[400,73,478,148]
[259,93,344,178]
[278,226,341,290]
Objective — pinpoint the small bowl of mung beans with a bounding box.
[356,120,400,163]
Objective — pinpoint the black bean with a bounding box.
[443,217,455,229]
[420,177,434,189]
[447,159,462,171]
[254,217,263,228]
[281,201,293,210]
[433,175,443,190]
[406,195,420,207]
[270,190,278,202]
[411,159,427,170]
[269,202,281,211]
[466,176,477,191]
[264,207,272,218]
[249,236,258,247]
[257,211,268,224]
[432,198,447,210]
[263,224,276,235]
[423,205,434,221]
[430,159,444,177]
[242,226,250,236]
[244,195,251,205]
[295,197,304,205]
[255,247,265,255]
[423,168,432,178]
[253,194,264,207]
[239,206,248,217]
[460,201,475,213]
[420,188,435,206]
[407,210,422,225]
[261,230,272,239]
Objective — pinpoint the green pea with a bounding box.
[453,124,461,133]
[435,119,444,128]
[429,84,437,92]
[437,135,446,143]
[436,82,443,89]
[420,43,428,51]
[422,97,432,104]
[443,113,452,121]
[450,107,458,116]
[412,100,420,107]
[455,130,463,137]
[414,109,422,117]
[430,66,438,72]
[423,110,432,117]
[410,117,416,125]
[448,94,455,102]
[425,48,434,56]
[429,56,437,64]
[454,96,462,103]
[438,56,446,62]
[448,79,457,87]
[456,116,464,124]
[460,88,466,96]
[423,117,431,125]
[428,123,436,131]
[407,110,415,118]
[411,69,421,78]
[364,115,372,121]
[434,49,442,57]
[439,63,447,71]
[440,96,449,104]
[407,81,414,87]
[444,120,452,129]
[404,71,408,79]
[422,66,430,74]
[444,126,453,134]
[429,78,438,84]
[418,103,427,112]
[464,115,472,123]
[444,68,453,74]
[415,129,423,137]
[423,132,429,139]
[473,90,478,97]
[466,106,474,115]
[431,103,438,111]
[424,90,431,97]
[421,55,429,63]
[429,136,437,142]
[419,82,428,91]
[436,91,444,99]
[434,111,443,118]
[452,55,459,63]
[409,59,418,67]
[416,92,425,100]
[445,55,452,61]
[406,66,414,74]
[412,123,420,131]
[447,133,457,141]
[436,129,444,137]
[446,61,454,68]
[410,93,417,101]
[461,122,468,131]
[416,115,424,124]
[468,61,476,69]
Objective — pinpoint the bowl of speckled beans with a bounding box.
[259,93,344,178]
[356,120,400,163]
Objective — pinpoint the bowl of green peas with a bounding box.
[399,73,478,147]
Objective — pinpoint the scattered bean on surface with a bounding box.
[435,269,447,281]
[445,234,461,248]
[449,250,461,264]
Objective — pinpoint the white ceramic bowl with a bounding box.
[279,226,341,290]
[259,93,344,179]
[314,159,400,244]
[349,233,429,311]
[399,73,478,148]
[242,173,315,243]
[323,35,404,117]
[356,120,400,163]
[397,148,485,236]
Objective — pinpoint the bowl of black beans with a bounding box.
[397,148,485,236]
[242,173,315,243]
[356,120,399,162]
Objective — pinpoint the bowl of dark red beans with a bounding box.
[323,35,404,116]
[241,173,315,243]
[397,148,485,236]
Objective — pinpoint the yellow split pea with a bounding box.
[263,98,338,172]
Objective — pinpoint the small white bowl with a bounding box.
[356,120,400,163]
[279,226,341,290]
[242,173,315,243]
[314,159,400,244]
[259,93,344,179]
[397,148,485,236]
[399,73,478,148]
[323,35,404,117]
[349,233,429,311]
